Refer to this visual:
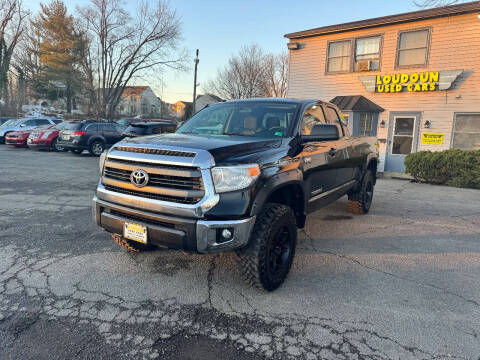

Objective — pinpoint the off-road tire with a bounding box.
[71,149,83,154]
[348,169,374,215]
[89,141,105,156]
[112,233,155,252]
[236,203,297,291]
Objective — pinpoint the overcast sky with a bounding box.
[25,0,420,103]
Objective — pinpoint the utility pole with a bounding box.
[192,49,199,116]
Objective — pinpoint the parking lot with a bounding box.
[0,145,479,359]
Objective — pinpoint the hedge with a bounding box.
[404,149,480,189]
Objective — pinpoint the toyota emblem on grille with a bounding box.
[130,169,149,188]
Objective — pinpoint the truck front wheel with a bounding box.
[112,233,155,252]
[348,169,375,214]
[236,203,297,291]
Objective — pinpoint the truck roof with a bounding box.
[221,98,318,105]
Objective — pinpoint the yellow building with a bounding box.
[285,1,480,172]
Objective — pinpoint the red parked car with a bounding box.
[5,130,34,147]
[27,122,69,151]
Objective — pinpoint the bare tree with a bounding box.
[77,0,185,119]
[264,52,288,98]
[204,44,269,100]
[413,0,461,8]
[204,45,288,100]
[0,0,28,115]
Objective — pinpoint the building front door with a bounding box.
[385,112,421,172]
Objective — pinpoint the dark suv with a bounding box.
[57,121,125,156]
[122,122,176,137]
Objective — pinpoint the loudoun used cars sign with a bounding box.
[376,72,439,93]
[358,70,464,93]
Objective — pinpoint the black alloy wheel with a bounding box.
[266,225,293,284]
[348,169,375,214]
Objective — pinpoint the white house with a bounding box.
[194,93,223,113]
[118,86,162,117]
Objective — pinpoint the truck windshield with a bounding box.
[177,102,299,138]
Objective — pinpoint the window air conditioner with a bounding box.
[356,60,371,72]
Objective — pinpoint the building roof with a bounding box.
[285,1,480,39]
[122,86,149,98]
[196,93,224,102]
[330,95,384,113]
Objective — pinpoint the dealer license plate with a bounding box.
[123,222,147,244]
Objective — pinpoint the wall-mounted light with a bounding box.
[287,42,300,50]
[380,120,386,128]
[424,120,431,128]
[287,42,305,50]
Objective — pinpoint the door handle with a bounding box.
[328,148,337,156]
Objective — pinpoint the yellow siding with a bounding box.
[287,13,480,170]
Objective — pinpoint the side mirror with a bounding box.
[20,124,25,128]
[301,124,339,143]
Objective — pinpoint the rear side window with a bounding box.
[53,119,63,124]
[24,119,37,126]
[102,123,116,132]
[54,122,67,130]
[36,119,51,126]
[63,122,83,130]
[323,106,345,136]
[85,124,98,132]
[125,125,146,135]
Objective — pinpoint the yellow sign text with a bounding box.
[376,71,439,93]
[422,132,444,145]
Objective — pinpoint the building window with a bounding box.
[396,29,430,68]
[358,113,373,136]
[453,114,480,150]
[327,40,352,73]
[355,36,381,72]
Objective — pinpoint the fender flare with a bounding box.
[249,168,306,218]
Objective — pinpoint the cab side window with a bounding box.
[323,106,345,136]
[301,104,327,135]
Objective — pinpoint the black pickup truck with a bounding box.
[93,98,378,291]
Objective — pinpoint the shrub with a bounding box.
[404,149,480,189]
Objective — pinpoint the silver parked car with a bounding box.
[0,117,61,143]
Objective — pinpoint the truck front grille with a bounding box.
[102,156,205,205]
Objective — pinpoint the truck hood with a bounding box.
[117,133,282,163]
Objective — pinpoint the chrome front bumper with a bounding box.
[93,196,256,254]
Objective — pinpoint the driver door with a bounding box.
[299,103,339,199]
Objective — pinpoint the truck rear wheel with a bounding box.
[112,233,155,252]
[348,169,374,214]
[236,203,297,291]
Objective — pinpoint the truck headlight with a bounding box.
[99,151,107,173]
[211,164,260,193]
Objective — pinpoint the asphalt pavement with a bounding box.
[0,145,479,359]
